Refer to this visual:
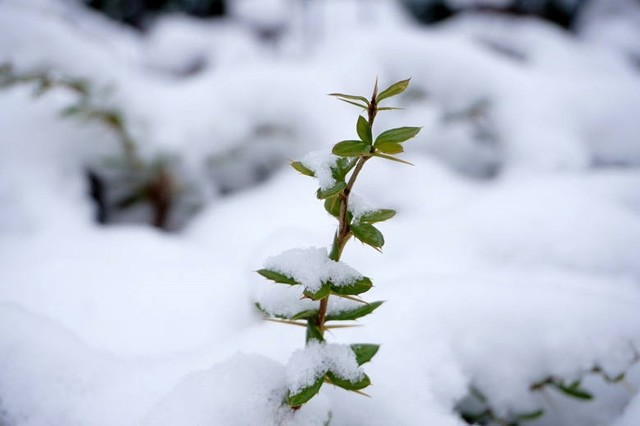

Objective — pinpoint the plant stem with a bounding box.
[316,86,379,337]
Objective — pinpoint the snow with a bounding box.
[299,151,339,190]
[348,192,377,220]
[1,0,640,424]
[286,341,364,395]
[263,247,365,292]
[143,354,332,426]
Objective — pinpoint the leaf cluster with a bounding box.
[459,355,639,426]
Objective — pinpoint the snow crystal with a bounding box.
[286,341,364,395]
[299,151,339,190]
[263,247,364,292]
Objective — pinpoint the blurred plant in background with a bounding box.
[84,0,227,29]
[0,63,199,230]
[82,0,590,31]
[403,0,589,29]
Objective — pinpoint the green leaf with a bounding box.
[553,383,593,400]
[329,93,370,105]
[306,319,324,342]
[287,375,325,407]
[351,344,380,365]
[317,181,347,199]
[376,78,410,103]
[377,106,403,111]
[324,195,341,218]
[351,223,384,249]
[356,115,372,144]
[291,310,319,320]
[375,142,404,155]
[337,98,368,109]
[359,209,396,223]
[290,161,315,177]
[326,371,371,391]
[304,284,331,301]
[332,157,357,180]
[517,409,544,421]
[257,269,298,285]
[330,276,373,296]
[375,127,421,145]
[325,301,383,321]
[372,152,414,166]
[332,140,371,157]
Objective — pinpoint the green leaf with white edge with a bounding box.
[553,383,593,400]
[332,140,371,157]
[330,276,373,296]
[377,106,403,111]
[303,283,332,301]
[376,78,410,103]
[375,127,421,145]
[290,161,315,177]
[375,141,404,155]
[351,344,380,365]
[287,375,325,407]
[328,93,370,105]
[359,209,396,224]
[324,195,341,218]
[326,371,371,391]
[351,223,385,249]
[316,181,347,199]
[356,115,372,144]
[257,269,298,285]
[325,301,383,321]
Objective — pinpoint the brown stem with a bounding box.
[315,85,379,337]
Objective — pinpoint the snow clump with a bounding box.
[286,340,364,395]
[299,151,340,190]
[263,247,365,292]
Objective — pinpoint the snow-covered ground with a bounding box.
[1,0,640,424]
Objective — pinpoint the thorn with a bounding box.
[324,324,364,329]
[265,318,307,327]
[351,389,372,398]
[333,294,368,304]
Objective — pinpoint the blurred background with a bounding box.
[2,0,639,231]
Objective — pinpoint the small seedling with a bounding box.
[257,78,420,409]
